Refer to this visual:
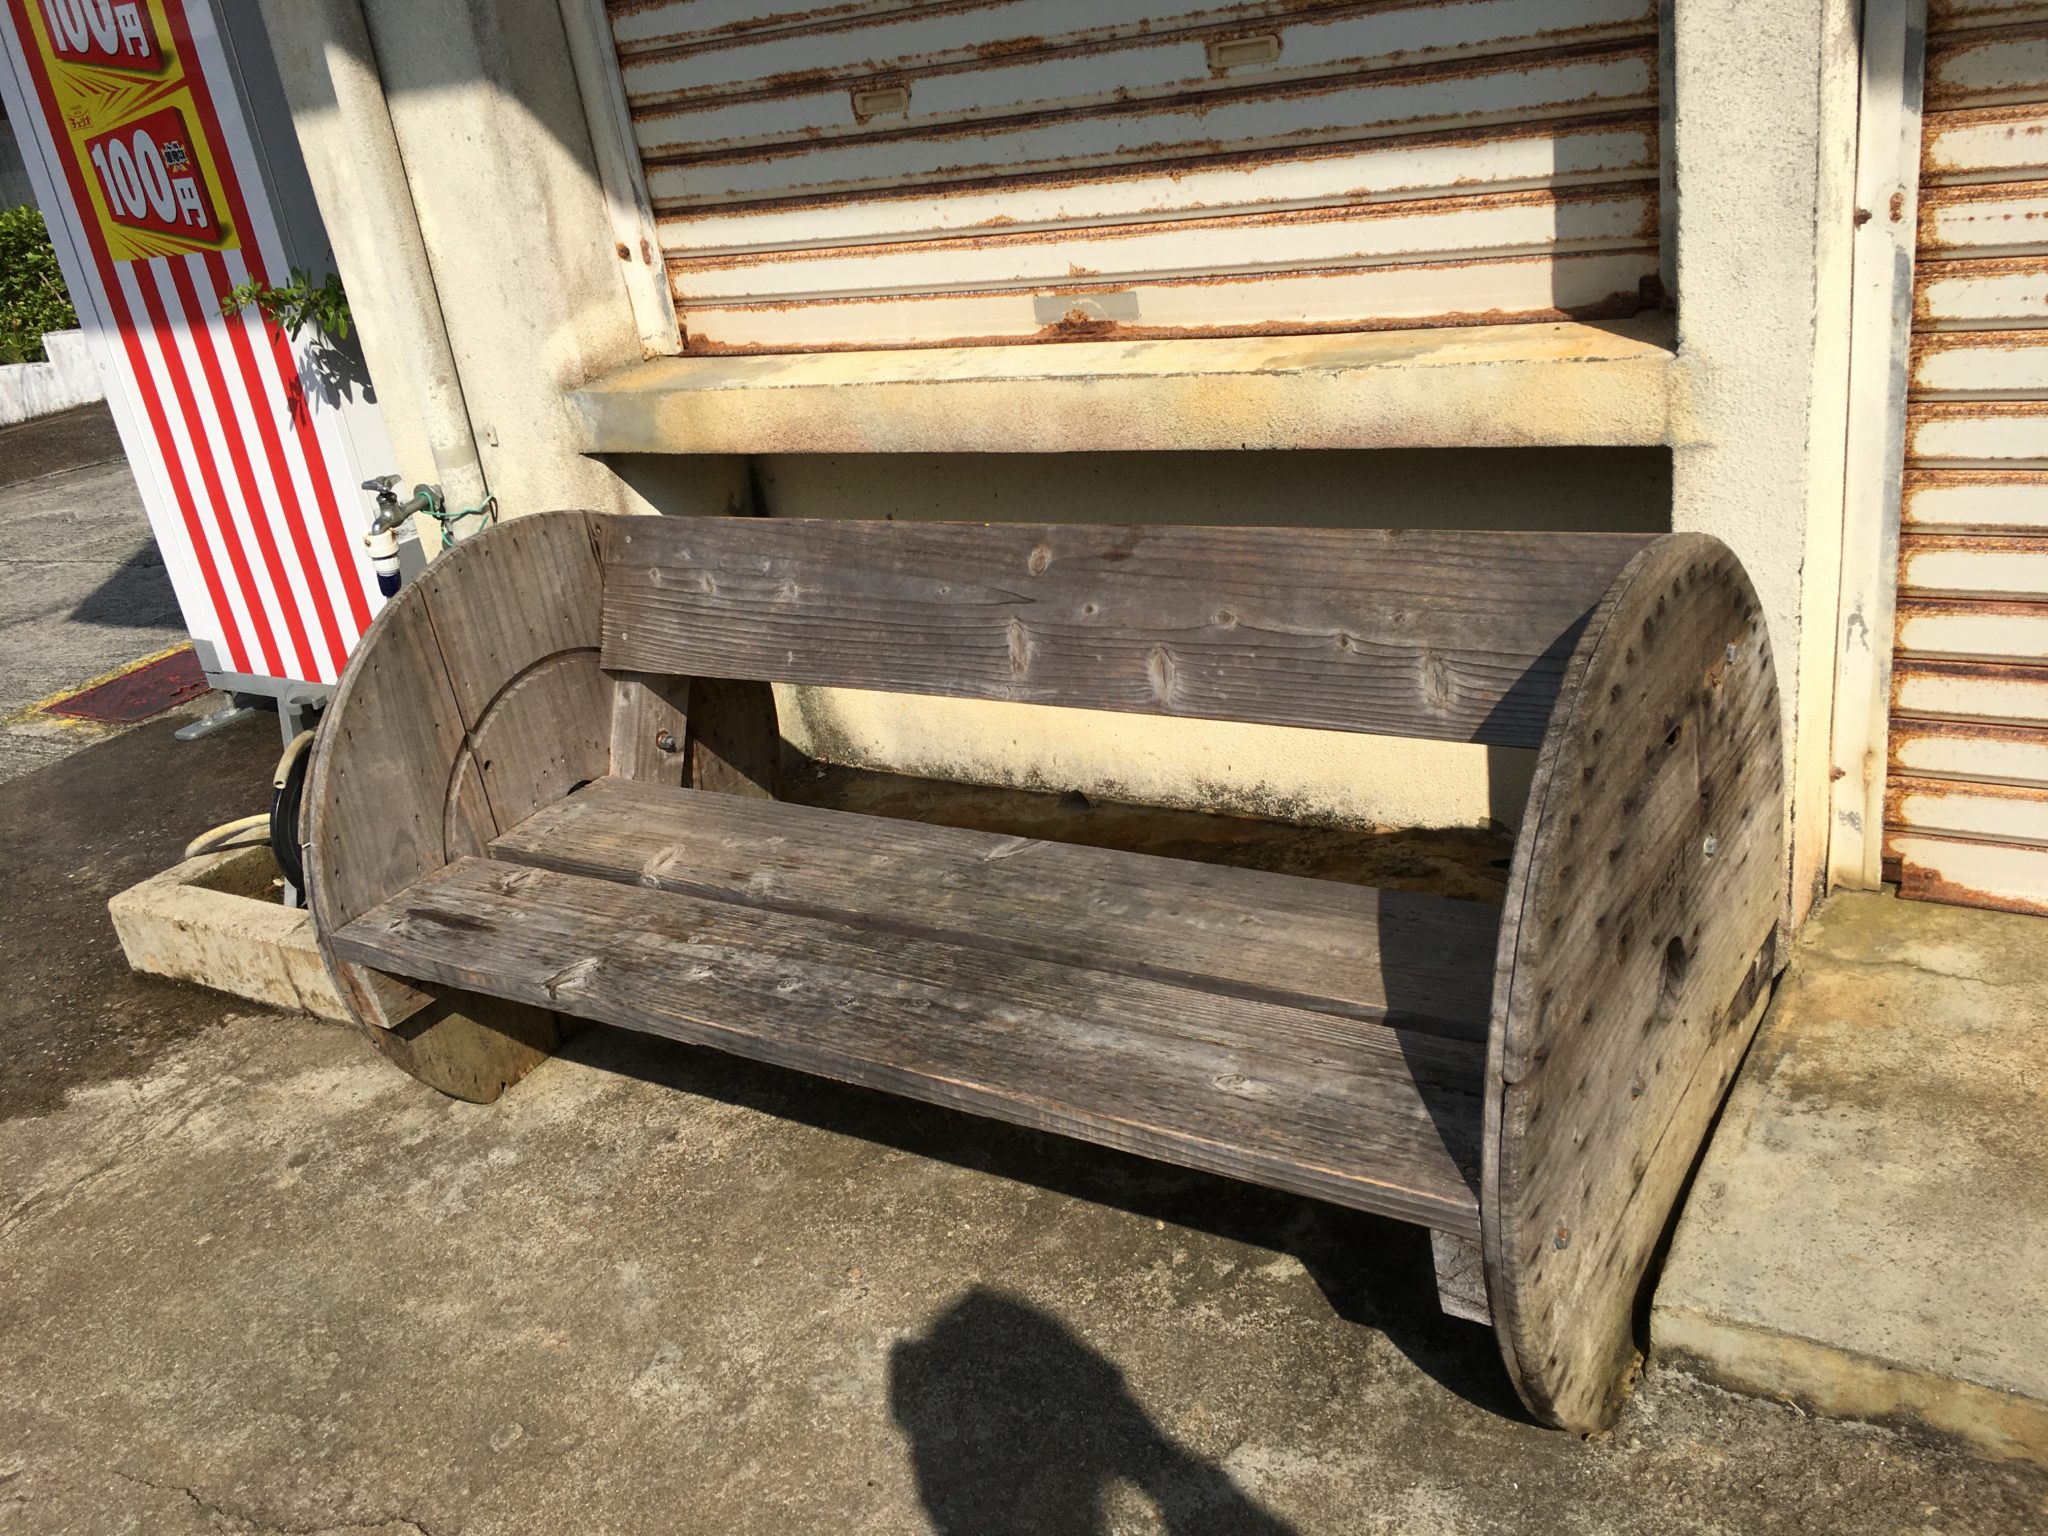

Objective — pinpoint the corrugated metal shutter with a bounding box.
[1886,0,2048,912]
[604,0,1665,353]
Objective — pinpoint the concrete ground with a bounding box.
[4,410,2044,1532]
[1655,891,2048,1465]
[4,718,2046,1534]
[0,403,189,785]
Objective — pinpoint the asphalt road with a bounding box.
[0,403,192,783]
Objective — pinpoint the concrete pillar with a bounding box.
[1667,0,1865,925]
[256,0,745,521]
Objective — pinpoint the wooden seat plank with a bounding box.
[333,857,1488,1236]
[490,778,1500,1040]
[600,518,1651,748]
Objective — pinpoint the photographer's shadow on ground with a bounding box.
[889,1288,1299,1536]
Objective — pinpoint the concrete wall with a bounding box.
[0,330,102,425]
[258,0,1866,871]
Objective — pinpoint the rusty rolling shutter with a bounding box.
[603,0,1665,353]
[1886,0,2048,912]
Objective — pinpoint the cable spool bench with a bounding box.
[305,512,1784,1434]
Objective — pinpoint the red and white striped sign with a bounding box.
[1,0,382,684]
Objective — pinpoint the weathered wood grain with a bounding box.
[468,651,613,830]
[335,856,1489,1236]
[304,511,606,1095]
[687,676,781,798]
[608,670,692,784]
[1482,534,1785,1434]
[367,991,574,1105]
[306,580,473,929]
[491,776,1500,1039]
[1431,1229,1490,1324]
[413,510,604,729]
[600,518,1651,748]
[302,561,481,1030]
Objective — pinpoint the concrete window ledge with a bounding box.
[565,317,1677,457]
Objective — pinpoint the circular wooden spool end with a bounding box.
[305,510,612,1101]
[1483,533,1785,1434]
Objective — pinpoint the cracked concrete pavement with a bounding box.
[3,717,2047,1534]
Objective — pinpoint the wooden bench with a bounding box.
[304,512,1784,1434]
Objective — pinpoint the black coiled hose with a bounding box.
[269,728,314,892]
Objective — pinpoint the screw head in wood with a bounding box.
[655,728,680,753]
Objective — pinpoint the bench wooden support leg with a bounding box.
[1485,535,1785,1433]
[1431,1229,1490,1325]
[369,993,573,1105]
[687,677,780,798]
[609,670,692,786]
[306,511,611,1102]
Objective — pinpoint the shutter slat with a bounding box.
[605,0,1663,353]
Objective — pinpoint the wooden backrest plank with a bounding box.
[599,519,1653,748]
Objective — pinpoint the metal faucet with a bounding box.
[362,473,443,536]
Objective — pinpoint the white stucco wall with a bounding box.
[260,0,1862,869]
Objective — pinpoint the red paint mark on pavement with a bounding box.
[46,648,207,723]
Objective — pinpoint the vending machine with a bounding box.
[0,0,393,699]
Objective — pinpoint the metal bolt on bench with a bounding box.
[304,511,1784,1435]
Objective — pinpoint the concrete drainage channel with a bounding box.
[109,843,349,1023]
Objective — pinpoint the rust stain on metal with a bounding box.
[623,0,1296,69]
[667,283,1651,355]
[1887,714,2048,771]
[619,1,1653,119]
[1904,466,2048,488]
[1890,655,2048,714]
[635,40,1660,169]
[1905,397,2048,430]
[1910,327,2048,365]
[1917,179,2048,252]
[617,2,1667,359]
[1894,590,2048,633]
[850,81,912,123]
[1924,19,2048,112]
[650,108,1657,223]
[670,181,1659,273]
[1889,840,2048,916]
[1884,771,2048,819]
[1899,529,2048,574]
[1920,101,2048,179]
[1910,254,2048,326]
